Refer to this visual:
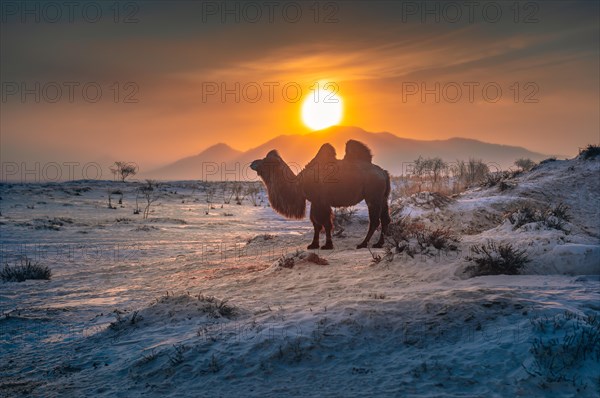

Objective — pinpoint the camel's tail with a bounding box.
[384,170,391,200]
[343,140,373,163]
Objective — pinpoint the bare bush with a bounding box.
[232,183,245,205]
[389,201,405,219]
[525,311,600,384]
[1,257,51,282]
[392,157,490,198]
[386,215,419,249]
[411,157,449,191]
[514,158,536,172]
[245,183,261,206]
[465,240,530,276]
[579,144,600,160]
[334,207,357,228]
[384,216,460,260]
[168,344,187,366]
[217,182,247,205]
[544,203,572,230]
[207,354,222,373]
[204,184,217,204]
[452,158,490,187]
[506,202,571,231]
[480,171,516,191]
[109,309,143,332]
[506,204,540,229]
[481,172,503,188]
[406,191,453,210]
[416,227,460,251]
[547,203,571,222]
[194,294,236,318]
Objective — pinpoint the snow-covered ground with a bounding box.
[1,156,599,397]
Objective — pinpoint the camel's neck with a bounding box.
[262,164,306,220]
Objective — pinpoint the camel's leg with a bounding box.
[357,202,382,249]
[320,206,334,250]
[307,204,321,250]
[373,201,390,248]
[308,223,322,250]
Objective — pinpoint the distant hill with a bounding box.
[145,126,548,180]
[148,143,243,180]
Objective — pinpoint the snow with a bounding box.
[1,157,599,397]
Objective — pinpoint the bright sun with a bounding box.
[301,88,343,130]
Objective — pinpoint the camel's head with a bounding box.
[250,150,284,182]
[250,149,306,219]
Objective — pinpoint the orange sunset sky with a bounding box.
[1,1,599,171]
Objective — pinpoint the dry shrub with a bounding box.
[334,207,357,228]
[506,202,571,231]
[384,216,460,261]
[416,227,460,251]
[465,240,530,276]
[579,144,600,160]
[1,258,51,282]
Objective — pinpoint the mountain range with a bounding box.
[145,126,548,180]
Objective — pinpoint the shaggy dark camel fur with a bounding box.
[250,140,391,250]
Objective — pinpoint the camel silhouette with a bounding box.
[250,140,391,250]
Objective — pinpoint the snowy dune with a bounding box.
[0,156,599,397]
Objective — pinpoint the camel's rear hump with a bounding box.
[343,140,373,163]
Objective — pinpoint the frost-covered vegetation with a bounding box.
[1,257,51,282]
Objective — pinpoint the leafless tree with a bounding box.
[465,158,489,185]
[110,161,138,182]
[232,183,245,205]
[412,156,447,190]
[138,180,161,219]
[430,157,447,185]
[245,183,261,206]
[221,182,234,204]
[205,184,217,204]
